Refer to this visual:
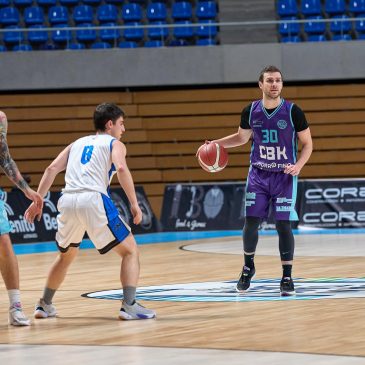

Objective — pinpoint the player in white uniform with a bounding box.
[25,103,155,320]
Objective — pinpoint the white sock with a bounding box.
[8,289,21,307]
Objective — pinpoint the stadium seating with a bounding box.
[349,0,365,13]
[0,0,220,51]
[277,0,298,17]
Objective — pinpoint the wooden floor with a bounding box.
[0,232,365,364]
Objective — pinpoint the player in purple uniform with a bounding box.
[211,66,313,295]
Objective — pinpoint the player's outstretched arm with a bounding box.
[25,144,71,223]
[112,140,142,225]
[213,127,253,148]
[0,111,43,211]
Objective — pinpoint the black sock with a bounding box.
[282,264,292,278]
[244,253,255,269]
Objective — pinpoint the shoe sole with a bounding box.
[34,310,57,319]
[119,313,156,320]
[235,273,256,293]
[9,319,31,326]
[280,291,296,297]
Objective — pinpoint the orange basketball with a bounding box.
[197,142,228,173]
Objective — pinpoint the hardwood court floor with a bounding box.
[0,232,365,364]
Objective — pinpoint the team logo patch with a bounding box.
[83,278,365,302]
[277,120,287,129]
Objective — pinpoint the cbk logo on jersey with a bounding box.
[83,278,365,303]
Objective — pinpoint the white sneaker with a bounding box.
[9,303,31,326]
[34,298,57,319]
[119,301,156,320]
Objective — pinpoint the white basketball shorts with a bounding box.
[56,191,131,254]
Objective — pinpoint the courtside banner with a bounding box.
[161,183,245,231]
[109,186,161,234]
[299,179,365,228]
[3,190,60,244]
[161,182,302,231]
[4,186,159,244]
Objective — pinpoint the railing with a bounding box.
[0,17,364,50]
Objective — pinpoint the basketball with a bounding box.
[197,142,228,173]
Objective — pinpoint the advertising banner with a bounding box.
[160,181,302,231]
[160,183,245,231]
[2,186,158,244]
[300,179,365,228]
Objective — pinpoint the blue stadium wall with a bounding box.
[1,42,365,91]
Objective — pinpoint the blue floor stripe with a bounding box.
[13,228,365,255]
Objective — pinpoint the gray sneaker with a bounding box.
[9,303,30,326]
[119,301,156,320]
[34,298,57,319]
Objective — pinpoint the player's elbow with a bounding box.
[115,164,126,174]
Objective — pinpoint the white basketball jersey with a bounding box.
[63,134,116,195]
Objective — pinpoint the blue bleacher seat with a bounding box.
[196,1,217,19]
[13,43,32,51]
[118,41,138,48]
[147,2,167,21]
[172,1,192,20]
[304,16,326,34]
[168,38,189,46]
[4,25,24,43]
[0,7,20,25]
[195,19,217,38]
[73,5,93,24]
[277,0,298,17]
[122,3,142,22]
[350,0,365,13]
[332,33,352,40]
[330,15,352,33]
[91,41,111,49]
[40,42,59,50]
[301,0,322,16]
[14,0,33,7]
[97,4,118,23]
[357,32,365,38]
[308,34,327,41]
[196,37,216,45]
[144,40,164,47]
[355,14,365,32]
[99,22,120,41]
[281,35,301,42]
[279,17,300,36]
[325,0,346,15]
[24,6,44,25]
[66,42,86,49]
[37,0,57,7]
[48,6,69,25]
[28,24,48,43]
[0,0,10,7]
[173,20,194,38]
[76,23,97,42]
[148,21,169,39]
[124,21,144,41]
[52,24,72,43]
[0,44,7,51]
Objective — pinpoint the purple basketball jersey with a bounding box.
[249,99,297,172]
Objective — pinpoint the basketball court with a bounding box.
[1,229,364,364]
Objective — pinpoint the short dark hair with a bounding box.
[93,103,125,131]
[259,65,283,82]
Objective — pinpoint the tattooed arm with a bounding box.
[0,111,42,213]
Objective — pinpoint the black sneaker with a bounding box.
[236,266,255,292]
[280,277,296,296]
